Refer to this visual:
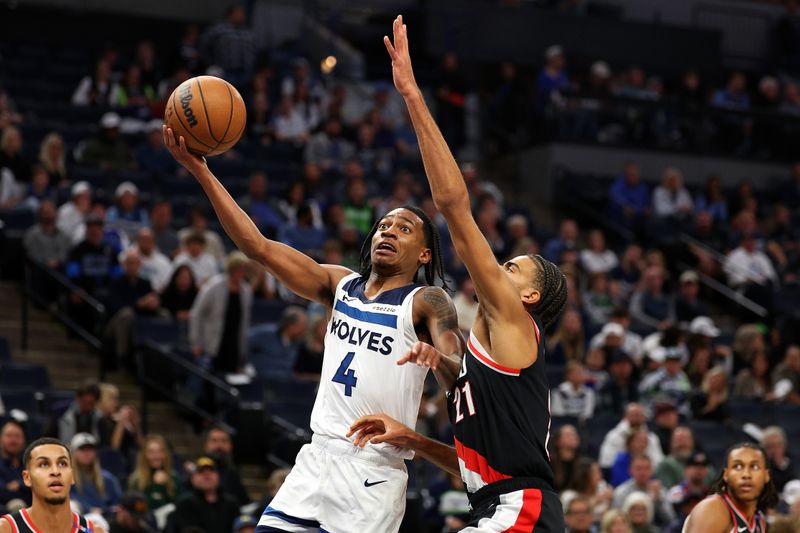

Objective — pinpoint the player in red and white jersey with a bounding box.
[683,443,777,533]
[348,16,568,532]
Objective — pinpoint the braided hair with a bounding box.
[710,442,779,513]
[527,254,568,330]
[358,205,449,289]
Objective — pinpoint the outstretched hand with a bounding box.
[384,15,420,99]
[397,341,443,371]
[347,413,414,448]
[162,125,208,176]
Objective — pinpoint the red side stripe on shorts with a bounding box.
[454,437,511,484]
[503,489,543,533]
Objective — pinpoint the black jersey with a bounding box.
[2,509,95,532]
[447,315,555,496]
[684,494,765,533]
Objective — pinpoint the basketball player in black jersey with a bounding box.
[683,443,777,533]
[1,438,104,533]
[348,16,568,532]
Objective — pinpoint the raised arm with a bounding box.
[384,18,525,325]
[348,413,460,476]
[164,127,350,306]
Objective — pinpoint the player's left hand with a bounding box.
[347,413,413,448]
[397,341,443,371]
[384,15,420,99]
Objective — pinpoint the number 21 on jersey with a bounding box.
[453,381,476,422]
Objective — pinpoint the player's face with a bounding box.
[23,444,74,505]
[502,255,541,306]
[370,209,431,276]
[723,447,769,504]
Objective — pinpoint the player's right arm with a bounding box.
[348,414,460,476]
[682,497,730,533]
[164,126,351,306]
[0,518,11,533]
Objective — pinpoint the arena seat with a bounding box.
[0,362,51,390]
[1,389,38,414]
[97,447,129,485]
[0,336,10,363]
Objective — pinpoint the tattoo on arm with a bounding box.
[423,288,459,334]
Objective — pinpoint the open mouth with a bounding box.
[376,242,397,254]
[49,481,64,491]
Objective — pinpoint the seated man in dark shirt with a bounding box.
[172,457,239,533]
[0,420,30,508]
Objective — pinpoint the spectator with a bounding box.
[342,175,374,236]
[178,207,226,263]
[0,420,30,507]
[273,96,310,145]
[580,229,618,275]
[277,182,323,229]
[248,306,307,378]
[543,218,579,263]
[293,314,326,381]
[689,365,730,421]
[72,59,113,106]
[0,125,27,185]
[172,456,239,533]
[629,265,676,333]
[675,271,709,323]
[78,112,134,171]
[551,361,596,421]
[712,72,751,110]
[238,172,284,237]
[132,228,172,292]
[107,181,149,241]
[598,350,639,416]
[611,430,650,487]
[663,491,704,533]
[583,272,617,327]
[304,117,355,172]
[247,91,273,145]
[724,232,778,309]
[761,426,797,491]
[438,473,471,532]
[584,346,611,390]
[694,175,728,224]
[609,162,650,230]
[189,252,253,373]
[651,402,679,455]
[38,132,67,185]
[57,181,92,244]
[655,426,697,489]
[203,426,250,507]
[199,5,255,86]
[550,424,582,492]
[149,200,179,257]
[652,167,693,220]
[135,119,178,175]
[58,380,102,444]
[638,347,692,415]
[599,403,664,470]
[107,492,158,533]
[772,345,800,404]
[159,265,198,321]
[128,434,181,510]
[612,455,675,527]
[23,200,69,267]
[564,495,597,533]
[590,310,644,364]
[109,64,156,112]
[601,509,631,533]
[452,277,479,337]
[265,468,290,502]
[536,45,570,113]
[622,492,659,533]
[548,308,585,365]
[97,383,142,457]
[666,451,711,507]
[173,232,220,286]
[733,349,773,400]
[69,432,122,515]
[17,164,54,213]
[562,457,613,522]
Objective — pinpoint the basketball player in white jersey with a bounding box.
[163,127,464,533]
[683,443,777,533]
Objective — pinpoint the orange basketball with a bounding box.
[164,76,246,157]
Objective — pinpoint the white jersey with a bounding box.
[310,273,428,460]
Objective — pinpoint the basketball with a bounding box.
[164,75,246,157]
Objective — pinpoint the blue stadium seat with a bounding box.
[0,363,51,391]
[44,390,76,420]
[97,447,128,486]
[1,390,38,414]
[134,317,181,349]
[0,336,10,363]
[251,300,289,325]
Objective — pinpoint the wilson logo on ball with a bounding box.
[180,83,198,127]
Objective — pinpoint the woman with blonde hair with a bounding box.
[623,491,659,533]
[38,132,68,184]
[97,382,144,457]
[601,509,631,533]
[127,434,181,510]
[690,365,730,421]
[70,432,122,515]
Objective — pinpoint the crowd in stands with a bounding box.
[2,2,800,533]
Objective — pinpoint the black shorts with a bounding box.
[462,478,564,532]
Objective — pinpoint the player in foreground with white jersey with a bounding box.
[163,127,465,533]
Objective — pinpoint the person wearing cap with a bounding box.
[590,308,644,364]
[172,456,239,533]
[536,44,569,114]
[666,452,711,506]
[675,271,710,323]
[638,346,691,416]
[107,181,149,240]
[202,426,250,507]
[56,180,92,243]
[69,432,122,516]
[232,514,257,533]
[108,492,157,533]
[135,119,178,175]
[598,349,639,416]
[78,112,134,171]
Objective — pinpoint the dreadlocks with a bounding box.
[710,442,779,513]
[358,205,449,290]
[528,254,568,329]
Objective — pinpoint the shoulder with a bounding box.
[413,286,454,311]
[0,516,11,533]
[685,496,730,533]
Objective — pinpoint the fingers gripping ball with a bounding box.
[164,76,246,156]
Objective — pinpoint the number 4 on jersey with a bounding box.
[333,351,358,396]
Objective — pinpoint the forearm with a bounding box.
[406,431,460,477]
[403,91,469,212]
[432,353,462,393]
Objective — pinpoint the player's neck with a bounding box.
[727,491,758,522]
[27,499,74,533]
[364,271,413,298]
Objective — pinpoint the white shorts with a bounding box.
[256,434,408,533]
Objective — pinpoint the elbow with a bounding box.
[433,190,469,214]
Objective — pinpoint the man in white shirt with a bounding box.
[724,233,779,289]
[550,361,596,422]
[56,181,91,243]
[652,167,693,219]
[130,228,172,291]
[599,402,664,470]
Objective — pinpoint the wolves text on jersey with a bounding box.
[329,317,394,355]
